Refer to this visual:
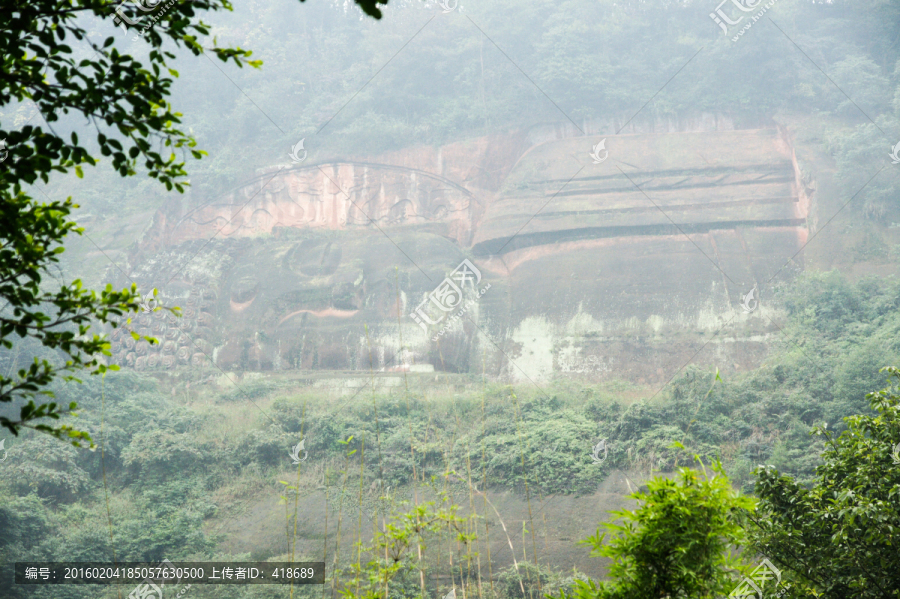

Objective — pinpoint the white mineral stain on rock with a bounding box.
[510,316,555,383]
[646,314,665,334]
[564,304,604,336]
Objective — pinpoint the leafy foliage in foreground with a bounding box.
[750,367,900,599]
[335,491,473,599]
[0,192,148,445]
[1,273,899,596]
[0,0,244,442]
[0,0,388,444]
[558,456,754,599]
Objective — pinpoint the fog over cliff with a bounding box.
[2,1,900,598]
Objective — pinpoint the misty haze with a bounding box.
[1,1,899,598]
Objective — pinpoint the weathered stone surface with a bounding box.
[110,126,810,384]
[473,130,802,254]
[139,163,479,250]
[468,129,807,383]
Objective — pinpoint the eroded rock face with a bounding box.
[139,163,478,249]
[112,124,811,384]
[471,129,808,383]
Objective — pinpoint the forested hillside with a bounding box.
[2,1,900,598]
[3,271,900,598]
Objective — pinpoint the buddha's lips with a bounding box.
[278,308,359,326]
[230,297,256,312]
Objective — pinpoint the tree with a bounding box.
[0,0,383,444]
[332,490,473,599]
[558,453,755,599]
[750,366,900,599]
